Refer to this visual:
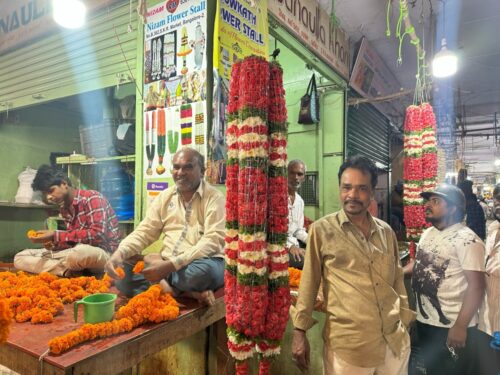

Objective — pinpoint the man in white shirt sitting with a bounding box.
[287,160,309,269]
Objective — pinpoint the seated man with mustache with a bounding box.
[105,147,224,306]
[14,165,120,277]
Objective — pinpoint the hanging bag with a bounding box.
[298,74,320,124]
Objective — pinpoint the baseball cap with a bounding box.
[421,184,466,210]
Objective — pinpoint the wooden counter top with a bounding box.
[0,288,225,375]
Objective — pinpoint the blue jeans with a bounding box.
[116,257,224,297]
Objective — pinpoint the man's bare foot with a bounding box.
[185,290,216,306]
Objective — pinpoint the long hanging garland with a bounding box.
[225,56,290,375]
[403,103,438,257]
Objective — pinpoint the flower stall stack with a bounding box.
[225,56,290,375]
[402,103,439,258]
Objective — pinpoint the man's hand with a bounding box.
[105,251,126,279]
[447,323,467,348]
[292,328,310,372]
[290,246,305,263]
[29,230,55,243]
[142,254,176,283]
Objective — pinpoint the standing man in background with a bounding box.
[292,155,414,374]
[287,159,309,269]
[413,184,485,375]
[458,180,486,240]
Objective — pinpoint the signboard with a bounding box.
[0,0,118,55]
[208,0,269,185]
[143,0,208,180]
[214,0,269,81]
[268,0,350,80]
[350,37,402,119]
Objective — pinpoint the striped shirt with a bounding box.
[54,189,121,253]
[479,221,500,336]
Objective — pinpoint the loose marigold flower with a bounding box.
[26,230,38,239]
[115,267,125,280]
[288,267,302,287]
[132,261,144,274]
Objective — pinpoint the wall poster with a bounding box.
[143,0,207,180]
[208,0,269,184]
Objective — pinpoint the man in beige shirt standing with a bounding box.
[292,155,415,374]
[105,148,225,305]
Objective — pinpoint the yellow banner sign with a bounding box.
[214,0,269,81]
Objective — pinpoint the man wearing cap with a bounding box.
[413,184,485,375]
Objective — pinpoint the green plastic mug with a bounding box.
[74,293,117,324]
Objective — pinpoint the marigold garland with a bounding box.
[225,56,290,375]
[48,285,179,354]
[0,271,111,324]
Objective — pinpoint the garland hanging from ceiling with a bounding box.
[224,56,290,375]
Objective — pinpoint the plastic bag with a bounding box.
[15,167,43,204]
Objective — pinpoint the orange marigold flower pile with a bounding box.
[0,271,111,324]
[48,285,179,354]
[0,299,13,343]
[132,261,144,274]
[288,267,302,287]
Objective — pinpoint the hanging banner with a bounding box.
[214,0,269,81]
[143,0,207,180]
[208,0,268,184]
[268,0,350,80]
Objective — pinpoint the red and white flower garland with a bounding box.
[225,57,290,375]
[403,103,438,257]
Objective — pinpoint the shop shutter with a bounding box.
[346,102,390,168]
[0,1,138,111]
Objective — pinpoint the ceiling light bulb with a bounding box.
[52,0,87,29]
[432,38,458,78]
[494,159,500,166]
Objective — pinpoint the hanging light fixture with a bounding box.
[432,1,457,78]
[52,0,87,29]
[432,38,458,78]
